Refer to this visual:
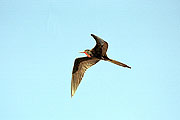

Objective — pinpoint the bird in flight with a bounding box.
[71,34,131,97]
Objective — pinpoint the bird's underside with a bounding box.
[71,34,131,97]
[71,57,100,97]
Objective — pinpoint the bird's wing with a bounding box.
[71,57,100,97]
[91,34,108,56]
[91,34,105,46]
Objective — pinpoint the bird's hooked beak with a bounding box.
[79,51,85,53]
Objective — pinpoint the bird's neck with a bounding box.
[84,52,91,57]
[85,50,93,57]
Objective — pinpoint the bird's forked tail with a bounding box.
[106,58,131,69]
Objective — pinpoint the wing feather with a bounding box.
[91,34,108,56]
[71,57,99,97]
[91,34,105,46]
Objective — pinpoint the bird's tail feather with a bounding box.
[106,58,131,69]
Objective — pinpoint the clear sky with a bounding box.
[0,0,180,120]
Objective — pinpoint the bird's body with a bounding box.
[71,34,131,97]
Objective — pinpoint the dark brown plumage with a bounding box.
[71,34,131,97]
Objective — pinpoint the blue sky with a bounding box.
[0,0,180,120]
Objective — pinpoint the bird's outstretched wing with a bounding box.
[91,34,105,46]
[71,57,99,97]
[91,34,108,56]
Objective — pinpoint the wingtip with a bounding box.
[91,34,102,39]
[91,34,95,37]
[71,90,75,98]
[71,93,74,98]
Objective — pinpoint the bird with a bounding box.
[71,34,131,97]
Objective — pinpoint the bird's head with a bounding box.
[79,49,92,57]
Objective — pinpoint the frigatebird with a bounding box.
[71,34,131,97]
